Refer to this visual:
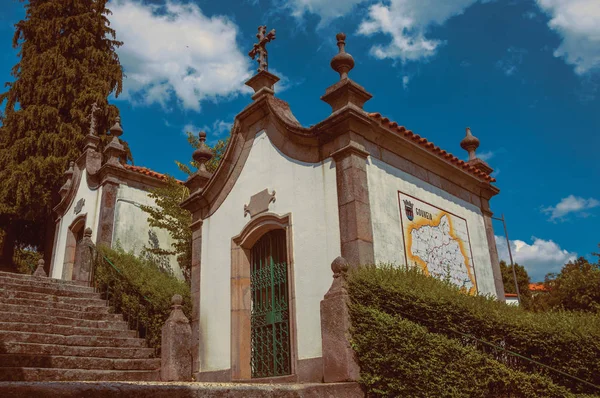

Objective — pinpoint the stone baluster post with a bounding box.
[320,256,360,382]
[74,227,95,285]
[161,294,192,381]
[33,259,47,277]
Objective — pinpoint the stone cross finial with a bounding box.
[249,26,276,72]
[89,102,99,136]
[330,33,355,80]
[460,127,480,161]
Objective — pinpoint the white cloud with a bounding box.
[495,235,577,281]
[402,75,410,89]
[536,0,600,74]
[182,123,201,136]
[108,0,252,111]
[283,0,366,22]
[357,0,481,62]
[201,119,233,137]
[477,150,494,162]
[542,195,600,221]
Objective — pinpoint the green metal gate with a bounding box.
[250,229,291,378]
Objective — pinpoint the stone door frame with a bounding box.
[230,212,298,381]
[62,214,86,280]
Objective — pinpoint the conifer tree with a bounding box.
[0,0,124,266]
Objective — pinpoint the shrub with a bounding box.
[347,266,600,394]
[350,303,575,397]
[93,245,191,354]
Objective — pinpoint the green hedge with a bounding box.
[94,245,191,353]
[347,266,600,394]
[350,303,575,398]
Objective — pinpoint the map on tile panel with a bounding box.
[398,191,477,294]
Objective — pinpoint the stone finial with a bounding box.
[161,294,192,381]
[59,161,75,197]
[460,127,480,161]
[33,259,47,277]
[330,33,355,80]
[84,227,92,238]
[104,115,126,167]
[192,131,213,173]
[89,102,99,136]
[109,116,124,138]
[325,256,350,299]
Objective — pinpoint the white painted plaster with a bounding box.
[51,171,102,279]
[113,185,183,280]
[366,156,498,297]
[200,130,341,372]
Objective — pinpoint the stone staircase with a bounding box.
[0,271,160,381]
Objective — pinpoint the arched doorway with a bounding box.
[230,212,297,381]
[249,229,291,378]
[62,215,86,280]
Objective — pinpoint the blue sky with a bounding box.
[1,0,599,281]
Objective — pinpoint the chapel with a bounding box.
[49,109,182,282]
[179,30,505,383]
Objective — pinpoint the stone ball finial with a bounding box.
[330,32,355,80]
[192,131,213,171]
[460,127,480,161]
[38,259,44,267]
[171,294,183,307]
[84,227,92,238]
[331,256,349,276]
[109,116,124,137]
[33,259,47,277]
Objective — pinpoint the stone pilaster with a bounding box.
[482,205,505,300]
[97,180,119,246]
[189,218,203,376]
[161,294,192,381]
[321,257,360,382]
[332,143,374,267]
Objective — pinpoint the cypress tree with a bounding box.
[0,0,124,267]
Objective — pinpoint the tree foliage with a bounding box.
[0,0,125,261]
[499,260,532,308]
[140,131,229,282]
[532,253,600,314]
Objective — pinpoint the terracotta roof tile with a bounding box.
[367,112,496,183]
[505,293,518,298]
[124,164,184,184]
[529,283,547,292]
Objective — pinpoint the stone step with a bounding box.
[2,342,156,359]
[0,368,160,382]
[0,271,71,283]
[0,354,160,371]
[0,303,121,321]
[0,322,137,338]
[0,282,101,299]
[0,311,129,330]
[0,330,147,348]
[0,296,109,313]
[0,274,94,292]
[0,381,364,397]
[0,288,107,306]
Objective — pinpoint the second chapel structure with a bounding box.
[181,31,505,382]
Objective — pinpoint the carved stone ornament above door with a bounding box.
[244,189,276,218]
[74,198,85,215]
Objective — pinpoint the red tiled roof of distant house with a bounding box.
[505,293,518,298]
[367,112,496,183]
[124,164,184,184]
[529,282,547,292]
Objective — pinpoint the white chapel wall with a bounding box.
[200,130,341,372]
[366,156,498,297]
[51,171,103,279]
[113,185,183,280]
